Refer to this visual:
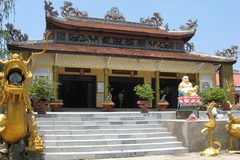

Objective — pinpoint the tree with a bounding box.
[0,0,16,61]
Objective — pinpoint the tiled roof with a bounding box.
[8,42,236,64]
[46,16,195,41]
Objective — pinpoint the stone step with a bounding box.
[44,141,183,152]
[44,137,178,146]
[36,116,156,122]
[37,120,160,125]
[36,113,150,118]
[35,111,176,119]
[39,127,167,135]
[37,112,152,116]
[38,124,162,130]
[36,112,187,159]
[42,147,188,160]
[61,107,157,112]
[43,132,171,140]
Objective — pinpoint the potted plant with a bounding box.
[50,99,64,112]
[134,84,154,113]
[102,85,115,111]
[221,100,231,111]
[201,87,226,107]
[29,77,60,114]
[156,87,172,111]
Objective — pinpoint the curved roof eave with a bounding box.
[7,43,236,65]
[46,15,195,41]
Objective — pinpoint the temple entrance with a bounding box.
[58,74,96,108]
[109,77,144,108]
[152,78,181,108]
[160,79,180,108]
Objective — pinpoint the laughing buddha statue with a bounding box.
[178,76,199,97]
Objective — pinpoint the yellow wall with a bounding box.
[30,64,53,80]
[30,64,218,107]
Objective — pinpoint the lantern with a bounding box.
[130,71,135,79]
[80,68,84,75]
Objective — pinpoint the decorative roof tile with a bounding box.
[46,15,195,41]
[8,42,236,64]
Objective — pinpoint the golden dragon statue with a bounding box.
[0,32,50,153]
[226,112,240,153]
[200,101,221,157]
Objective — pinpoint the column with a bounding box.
[104,68,109,100]
[195,73,200,87]
[53,65,58,98]
[155,71,160,104]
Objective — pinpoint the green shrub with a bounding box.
[51,99,63,103]
[29,78,60,101]
[201,87,226,103]
[134,84,154,100]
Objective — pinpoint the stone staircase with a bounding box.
[36,112,188,160]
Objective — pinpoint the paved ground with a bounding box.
[96,151,240,160]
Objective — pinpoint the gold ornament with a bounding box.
[0,32,50,152]
[226,112,240,153]
[200,102,221,157]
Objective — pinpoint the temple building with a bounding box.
[7,2,236,109]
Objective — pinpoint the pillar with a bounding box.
[53,65,58,98]
[155,71,160,104]
[195,73,200,87]
[104,68,109,99]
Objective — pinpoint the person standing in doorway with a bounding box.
[118,92,124,108]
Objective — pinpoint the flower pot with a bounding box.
[156,102,169,111]
[33,101,50,114]
[102,102,115,112]
[222,104,231,111]
[51,102,64,112]
[178,97,201,106]
[137,101,151,113]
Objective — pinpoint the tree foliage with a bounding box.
[29,78,60,101]
[0,0,16,60]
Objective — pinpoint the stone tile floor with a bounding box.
[96,151,240,160]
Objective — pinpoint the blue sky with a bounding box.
[6,0,240,70]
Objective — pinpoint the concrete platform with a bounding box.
[36,112,187,160]
[35,110,240,159]
[97,151,240,160]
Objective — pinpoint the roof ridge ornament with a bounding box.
[44,0,59,17]
[179,19,198,30]
[140,12,169,31]
[216,46,239,58]
[104,7,125,21]
[140,12,164,26]
[60,1,88,18]
[185,42,195,51]
[5,23,28,43]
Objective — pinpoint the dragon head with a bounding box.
[0,32,50,96]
